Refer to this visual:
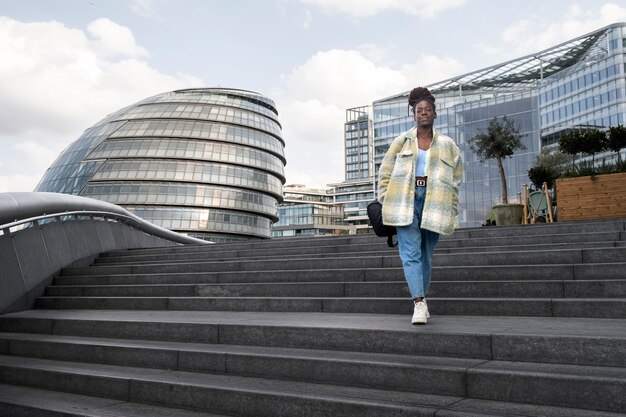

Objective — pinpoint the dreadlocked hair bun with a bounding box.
[409,87,436,112]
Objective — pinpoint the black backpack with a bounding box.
[366,200,397,247]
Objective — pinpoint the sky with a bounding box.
[1,0,626,192]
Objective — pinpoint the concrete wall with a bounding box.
[0,217,178,314]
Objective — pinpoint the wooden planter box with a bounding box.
[556,172,626,221]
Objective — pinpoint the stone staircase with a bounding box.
[0,219,625,416]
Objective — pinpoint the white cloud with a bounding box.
[0,174,44,194]
[273,48,463,187]
[14,141,57,164]
[0,16,202,193]
[128,0,160,18]
[486,3,626,59]
[87,18,149,58]
[0,135,60,192]
[357,43,394,65]
[297,0,466,18]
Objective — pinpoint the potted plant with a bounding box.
[556,126,626,221]
[470,116,526,225]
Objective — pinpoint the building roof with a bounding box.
[375,22,624,103]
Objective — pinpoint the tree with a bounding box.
[470,116,526,204]
[607,124,626,163]
[528,165,556,190]
[528,148,570,190]
[580,129,607,166]
[558,130,585,168]
[534,147,572,172]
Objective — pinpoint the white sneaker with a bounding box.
[423,299,430,319]
[412,301,428,325]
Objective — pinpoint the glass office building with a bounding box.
[372,22,626,227]
[345,106,373,180]
[35,88,286,242]
[330,105,376,231]
[328,179,374,231]
[272,185,346,237]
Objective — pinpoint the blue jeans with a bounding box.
[396,187,440,299]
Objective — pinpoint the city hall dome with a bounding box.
[35,88,285,242]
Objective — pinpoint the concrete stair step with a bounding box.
[454,230,624,248]
[51,263,626,287]
[95,249,381,265]
[1,349,625,413]
[437,263,625,281]
[94,229,624,263]
[3,385,624,417]
[53,269,373,285]
[0,332,481,396]
[451,220,625,239]
[93,239,622,266]
[0,383,229,417]
[100,219,625,256]
[59,248,626,277]
[2,333,625,413]
[1,310,624,367]
[0,355,462,417]
[467,360,626,413]
[95,247,604,267]
[32,296,626,318]
[98,242,397,262]
[439,240,622,254]
[438,398,626,417]
[44,279,626,299]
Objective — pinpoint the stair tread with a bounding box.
[44,278,626,287]
[474,360,626,379]
[2,354,625,416]
[0,354,461,410]
[3,332,625,378]
[4,309,626,338]
[37,295,626,299]
[444,398,626,417]
[94,240,621,262]
[5,385,624,417]
[0,331,485,369]
[61,247,626,271]
[0,383,228,417]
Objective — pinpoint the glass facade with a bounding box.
[321,106,376,232]
[272,185,346,237]
[371,23,626,228]
[36,88,285,242]
[344,106,373,180]
[328,179,375,231]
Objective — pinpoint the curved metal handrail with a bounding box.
[0,192,209,245]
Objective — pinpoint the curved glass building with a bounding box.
[35,88,285,242]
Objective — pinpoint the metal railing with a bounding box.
[0,192,209,314]
[0,192,208,245]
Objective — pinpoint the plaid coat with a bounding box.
[377,127,463,235]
